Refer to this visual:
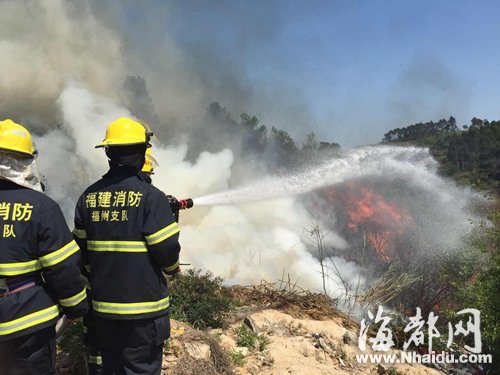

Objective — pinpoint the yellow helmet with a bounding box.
[142,147,159,173]
[0,119,37,157]
[95,117,153,148]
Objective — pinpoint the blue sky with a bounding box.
[144,1,500,146]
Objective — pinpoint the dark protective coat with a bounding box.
[73,167,180,320]
[0,179,88,342]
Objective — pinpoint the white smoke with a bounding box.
[181,201,317,286]
[1,1,485,302]
[0,0,339,295]
[31,84,485,300]
[34,84,130,216]
[32,84,333,294]
[0,1,123,125]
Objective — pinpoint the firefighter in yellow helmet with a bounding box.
[0,120,88,374]
[74,117,180,374]
[142,147,158,175]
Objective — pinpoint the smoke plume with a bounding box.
[0,1,485,300]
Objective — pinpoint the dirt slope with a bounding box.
[163,308,443,375]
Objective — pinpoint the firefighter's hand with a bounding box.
[170,265,181,278]
[162,265,181,281]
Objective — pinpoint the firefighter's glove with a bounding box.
[162,265,181,281]
[166,195,180,222]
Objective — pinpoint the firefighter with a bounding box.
[142,147,158,176]
[0,119,88,374]
[80,141,160,375]
[140,148,189,224]
[73,117,181,374]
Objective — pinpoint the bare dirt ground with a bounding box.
[57,283,468,374]
[163,308,443,375]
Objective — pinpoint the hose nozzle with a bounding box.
[166,195,194,215]
[178,198,193,210]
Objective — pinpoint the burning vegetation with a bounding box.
[309,182,413,265]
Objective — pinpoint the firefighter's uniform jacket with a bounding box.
[73,167,180,320]
[0,179,88,341]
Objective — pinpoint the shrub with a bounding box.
[235,324,255,348]
[235,324,269,351]
[169,268,234,329]
[230,350,246,367]
[57,319,87,375]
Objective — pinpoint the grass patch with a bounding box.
[230,350,246,367]
[235,324,270,351]
[169,269,234,329]
[57,319,87,375]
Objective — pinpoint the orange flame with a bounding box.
[321,183,412,262]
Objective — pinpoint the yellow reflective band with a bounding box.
[87,240,147,253]
[145,222,180,246]
[39,240,79,268]
[72,228,87,239]
[164,260,179,273]
[0,305,59,336]
[0,259,42,276]
[58,287,87,308]
[88,355,103,365]
[92,297,169,315]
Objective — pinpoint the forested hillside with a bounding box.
[185,102,341,170]
[383,117,500,367]
[383,117,500,190]
[209,106,500,367]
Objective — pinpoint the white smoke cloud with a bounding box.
[34,84,332,295]
[0,1,485,304]
[30,82,485,303]
[179,199,328,291]
[34,83,131,217]
[0,0,335,295]
[0,0,123,125]
[31,81,484,301]
[151,146,234,199]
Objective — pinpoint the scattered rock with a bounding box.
[184,342,211,361]
[338,357,345,367]
[235,346,249,356]
[342,330,357,345]
[208,328,223,336]
[243,316,259,333]
[164,354,178,363]
[267,322,289,336]
[318,337,334,354]
[255,350,274,367]
[218,333,237,350]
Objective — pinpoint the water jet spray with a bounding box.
[191,146,444,206]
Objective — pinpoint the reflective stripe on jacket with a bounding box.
[74,168,180,320]
[0,179,88,341]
